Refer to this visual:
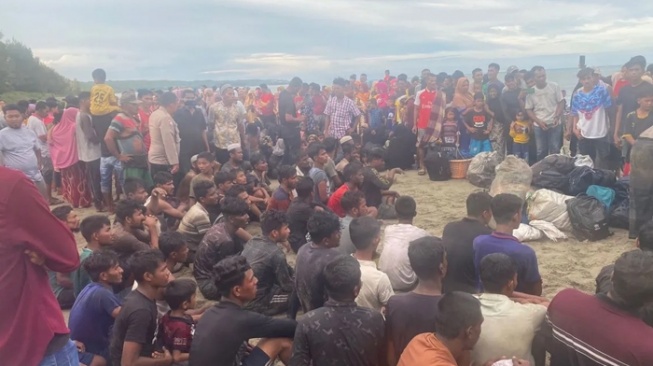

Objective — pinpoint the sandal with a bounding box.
[418,169,426,176]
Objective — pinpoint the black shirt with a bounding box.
[361,166,392,208]
[385,292,442,358]
[465,110,493,140]
[193,223,245,283]
[442,218,492,293]
[617,82,651,133]
[278,90,297,126]
[174,107,207,154]
[294,244,340,312]
[501,88,522,121]
[289,299,385,366]
[189,301,296,366]
[286,198,315,253]
[110,290,158,366]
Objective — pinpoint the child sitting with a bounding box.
[189,152,218,203]
[465,92,494,156]
[440,107,460,159]
[510,110,530,161]
[158,279,197,366]
[247,152,273,197]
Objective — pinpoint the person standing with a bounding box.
[257,84,277,136]
[571,68,612,169]
[0,166,80,366]
[279,77,305,165]
[526,66,565,162]
[27,101,61,204]
[483,63,505,96]
[76,92,104,211]
[323,77,362,139]
[413,73,445,175]
[208,84,246,165]
[176,89,209,175]
[149,91,181,180]
[137,89,154,153]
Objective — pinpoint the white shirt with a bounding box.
[75,111,101,162]
[26,115,49,157]
[355,258,394,312]
[525,82,563,126]
[378,224,430,291]
[471,293,547,365]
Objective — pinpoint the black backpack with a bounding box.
[566,194,611,241]
[424,146,451,181]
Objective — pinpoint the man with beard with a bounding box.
[50,205,82,309]
[327,161,376,219]
[194,197,250,301]
[175,89,209,175]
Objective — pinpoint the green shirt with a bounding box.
[72,248,93,297]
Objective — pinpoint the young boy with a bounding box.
[386,236,447,364]
[307,142,331,204]
[69,250,123,365]
[361,147,401,219]
[328,161,377,218]
[465,92,494,156]
[150,171,187,231]
[73,215,114,297]
[267,165,298,212]
[473,193,542,296]
[189,256,296,365]
[90,68,120,119]
[290,255,386,366]
[159,231,190,276]
[510,110,531,161]
[0,104,49,199]
[189,152,217,201]
[178,180,220,261]
[158,279,197,365]
[248,152,272,198]
[110,249,172,366]
[626,85,653,238]
[294,210,342,312]
[350,216,394,312]
[50,205,81,309]
[337,191,370,255]
[242,210,295,316]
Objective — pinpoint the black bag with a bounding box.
[609,199,629,229]
[532,170,569,194]
[568,166,616,196]
[424,146,451,181]
[566,195,611,241]
[531,154,576,177]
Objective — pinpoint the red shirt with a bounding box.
[138,108,152,152]
[259,92,275,116]
[158,312,195,353]
[0,167,80,366]
[547,288,653,365]
[416,89,437,129]
[312,95,327,115]
[327,184,350,217]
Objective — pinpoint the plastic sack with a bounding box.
[490,156,533,200]
[586,185,616,209]
[527,189,574,231]
[424,146,451,181]
[513,224,543,242]
[531,154,576,194]
[568,166,617,196]
[529,220,568,242]
[566,195,611,241]
[574,154,594,168]
[466,151,500,188]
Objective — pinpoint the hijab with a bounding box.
[49,107,79,169]
[452,77,474,109]
[486,84,505,124]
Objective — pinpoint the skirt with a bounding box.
[61,162,92,208]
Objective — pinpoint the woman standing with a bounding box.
[49,105,92,208]
[452,77,475,153]
[487,84,507,160]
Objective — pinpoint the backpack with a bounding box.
[586,185,616,209]
[566,195,611,241]
[424,146,451,181]
[568,166,616,196]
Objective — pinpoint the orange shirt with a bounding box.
[398,333,458,366]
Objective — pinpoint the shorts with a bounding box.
[100,156,124,193]
[241,347,270,366]
[469,138,492,156]
[416,129,436,147]
[41,156,54,184]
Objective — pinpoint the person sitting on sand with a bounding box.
[472,253,547,366]
[337,190,371,255]
[286,177,324,254]
[267,165,298,213]
[50,205,81,309]
[474,193,542,296]
[150,171,186,231]
[547,250,653,365]
[221,144,252,173]
[177,180,220,263]
[188,152,219,203]
[290,255,386,366]
[442,192,493,293]
[378,196,430,291]
[361,147,401,219]
[386,236,447,365]
[328,161,377,219]
[73,214,114,297]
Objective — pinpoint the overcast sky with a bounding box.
[3,0,653,83]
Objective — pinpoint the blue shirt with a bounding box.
[69,282,122,354]
[473,232,541,292]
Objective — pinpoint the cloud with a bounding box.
[1,0,652,82]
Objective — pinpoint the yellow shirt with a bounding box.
[90,84,120,116]
[510,120,530,144]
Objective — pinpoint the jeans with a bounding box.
[513,143,529,162]
[578,136,610,169]
[533,123,563,162]
[38,340,79,366]
[100,156,123,193]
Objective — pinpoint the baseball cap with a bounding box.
[120,92,142,105]
[506,65,519,75]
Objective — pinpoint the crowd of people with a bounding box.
[2,56,653,366]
